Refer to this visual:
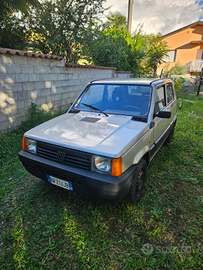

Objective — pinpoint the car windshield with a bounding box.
[73,84,151,117]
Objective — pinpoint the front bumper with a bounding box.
[18,150,135,203]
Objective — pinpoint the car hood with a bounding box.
[25,111,149,158]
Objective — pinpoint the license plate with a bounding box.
[47,175,73,191]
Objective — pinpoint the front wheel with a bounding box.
[127,159,147,204]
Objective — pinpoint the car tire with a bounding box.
[165,126,174,144]
[127,159,147,204]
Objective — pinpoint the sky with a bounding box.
[103,0,203,35]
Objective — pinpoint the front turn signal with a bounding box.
[112,157,122,177]
[22,136,27,151]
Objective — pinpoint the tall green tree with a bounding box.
[26,0,106,62]
[127,24,146,74]
[105,11,127,29]
[0,14,28,49]
[145,33,169,77]
[83,26,130,70]
[82,14,145,74]
[0,0,40,21]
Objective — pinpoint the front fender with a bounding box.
[133,145,149,164]
[122,131,150,172]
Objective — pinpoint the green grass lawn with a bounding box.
[0,93,203,269]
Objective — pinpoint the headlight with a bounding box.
[22,137,37,154]
[92,155,123,176]
[93,156,112,174]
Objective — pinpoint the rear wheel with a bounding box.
[127,159,147,204]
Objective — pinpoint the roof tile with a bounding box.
[0,48,117,70]
[0,48,64,60]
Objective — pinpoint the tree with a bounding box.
[127,24,146,75]
[0,0,40,21]
[83,26,130,70]
[145,33,169,77]
[105,11,127,29]
[0,14,28,49]
[82,17,145,74]
[25,0,106,62]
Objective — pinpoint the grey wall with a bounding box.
[0,51,132,133]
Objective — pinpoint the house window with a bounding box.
[164,50,176,62]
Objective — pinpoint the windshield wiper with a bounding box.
[131,115,147,123]
[81,103,108,117]
[69,108,80,114]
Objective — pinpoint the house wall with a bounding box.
[0,51,132,133]
[158,24,203,74]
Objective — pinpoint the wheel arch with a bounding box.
[142,151,150,166]
[132,146,150,166]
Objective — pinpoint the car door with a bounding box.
[152,83,171,154]
[165,82,177,122]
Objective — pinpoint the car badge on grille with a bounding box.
[56,151,65,162]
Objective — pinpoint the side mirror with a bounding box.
[155,111,171,118]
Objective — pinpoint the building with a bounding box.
[159,21,203,75]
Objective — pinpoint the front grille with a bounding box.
[37,141,91,170]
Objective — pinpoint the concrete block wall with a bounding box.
[0,50,131,133]
[115,71,133,78]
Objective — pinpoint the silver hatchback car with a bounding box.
[19,78,177,204]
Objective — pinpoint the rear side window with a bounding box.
[154,85,165,114]
[166,83,174,104]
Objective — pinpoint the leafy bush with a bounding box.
[174,77,186,92]
[167,63,186,76]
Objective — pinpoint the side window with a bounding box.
[166,83,174,104]
[154,85,166,114]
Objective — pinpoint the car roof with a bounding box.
[90,78,172,86]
